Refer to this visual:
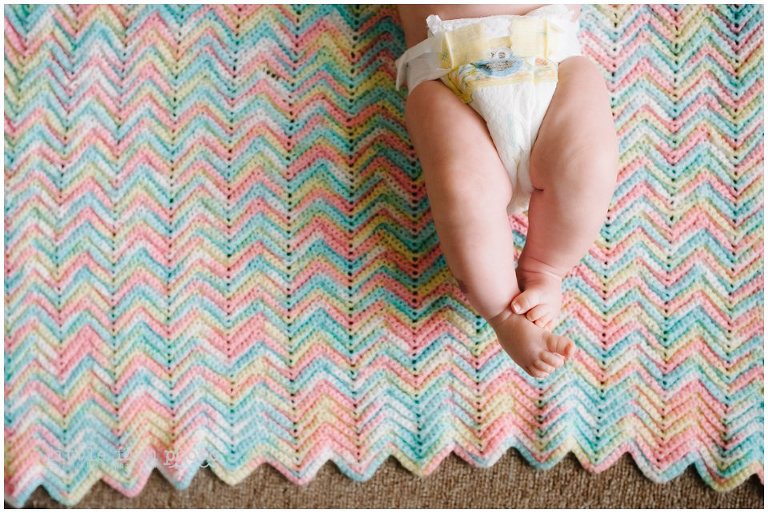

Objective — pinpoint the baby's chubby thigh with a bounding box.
[404,80,514,212]
[528,55,619,199]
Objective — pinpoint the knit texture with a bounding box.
[4,4,764,506]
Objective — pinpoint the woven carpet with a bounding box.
[3,4,764,507]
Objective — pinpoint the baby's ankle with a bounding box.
[517,266,563,289]
[517,256,567,284]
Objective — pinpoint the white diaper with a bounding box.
[395,5,583,214]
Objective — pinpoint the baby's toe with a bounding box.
[511,289,540,314]
[562,339,576,358]
[534,358,556,373]
[546,334,575,359]
[540,350,565,369]
[536,316,558,331]
[525,362,552,379]
[534,313,553,329]
[526,364,549,379]
[525,304,549,322]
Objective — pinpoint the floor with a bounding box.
[11,449,763,508]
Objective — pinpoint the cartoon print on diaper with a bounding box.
[475,49,525,77]
[441,51,558,104]
[488,47,512,60]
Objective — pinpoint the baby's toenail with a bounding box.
[512,303,522,314]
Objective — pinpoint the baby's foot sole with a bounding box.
[489,308,575,378]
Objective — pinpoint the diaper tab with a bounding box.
[395,37,451,92]
[440,23,489,69]
[507,16,551,60]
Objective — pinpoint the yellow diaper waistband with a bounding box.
[439,16,554,70]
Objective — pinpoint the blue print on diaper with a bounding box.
[472,56,526,78]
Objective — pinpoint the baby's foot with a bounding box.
[488,307,575,378]
[511,270,563,331]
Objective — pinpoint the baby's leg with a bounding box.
[512,56,620,329]
[405,80,574,378]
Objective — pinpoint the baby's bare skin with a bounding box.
[398,5,619,378]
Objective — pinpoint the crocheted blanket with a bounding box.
[4,4,764,506]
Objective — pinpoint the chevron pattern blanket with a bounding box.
[3,4,764,506]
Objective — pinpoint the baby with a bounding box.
[396,4,619,378]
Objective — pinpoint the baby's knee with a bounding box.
[562,141,618,194]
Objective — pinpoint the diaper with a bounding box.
[395,5,583,214]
